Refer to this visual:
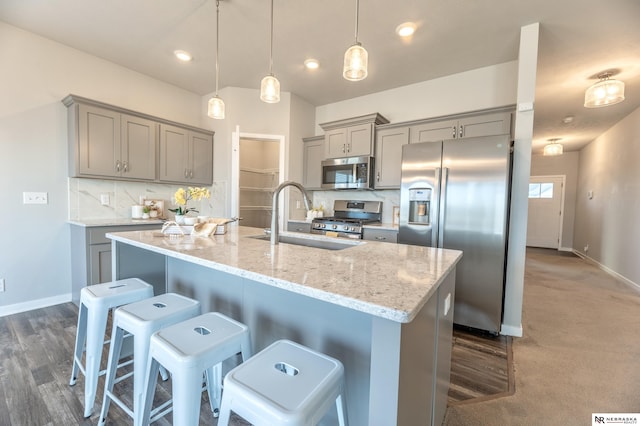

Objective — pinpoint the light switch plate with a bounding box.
[23,192,48,204]
[101,194,110,205]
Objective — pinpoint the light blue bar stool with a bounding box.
[99,292,201,426]
[218,339,348,426]
[140,312,252,425]
[69,278,154,418]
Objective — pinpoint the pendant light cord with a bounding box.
[269,0,274,75]
[354,0,360,43]
[215,0,220,95]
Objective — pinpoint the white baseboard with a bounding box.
[0,293,73,317]
[572,250,640,292]
[500,323,523,337]
[559,246,573,252]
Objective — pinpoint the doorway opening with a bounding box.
[231,127,286,230]
[526,175,565,249]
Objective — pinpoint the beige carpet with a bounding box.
[444,248,640,426]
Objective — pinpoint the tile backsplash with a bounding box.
[68,178,227,221]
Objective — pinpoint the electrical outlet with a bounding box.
[584,244,589,252]
[0,278,5,292]
[23,192,48,204]
[100,194,110,206]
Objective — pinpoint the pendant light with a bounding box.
[207,0,225,119]
[584,71,625,108]
[543,138,563,156]
[343,0,368,81]
[260,0,280,103]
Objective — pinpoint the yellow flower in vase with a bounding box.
[169,187,211,217]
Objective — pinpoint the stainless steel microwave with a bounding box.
[321,156,374,190]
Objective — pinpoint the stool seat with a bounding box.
[99,292,201,426]
[70,278,154,418]
[218,339,348,426]
[141,312,252,425]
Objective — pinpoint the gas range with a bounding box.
[311,200,382,239]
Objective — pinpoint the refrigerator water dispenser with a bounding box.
[408,188,431,224]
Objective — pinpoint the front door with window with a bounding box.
[527,176,564,248]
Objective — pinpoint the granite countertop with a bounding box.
[68,218,165,227]
[107,226,462,323]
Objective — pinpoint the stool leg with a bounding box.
[83,303,110,417]
[204,364,222,416]
[172,370,204,425]
[132,330,153,426]
[69,303,88,386]
[336,392,348,426]
[140,355,161,426]
[99,325,125,424]
[217,389,232,426]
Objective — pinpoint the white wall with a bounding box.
[315,61,518,131]
[574,106,640,286]
[0,22,205,313]
[530,152,580,250]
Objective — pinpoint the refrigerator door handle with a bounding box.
[432,167,442,247]
[438,167,449,247]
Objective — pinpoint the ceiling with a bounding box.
[1,0,639,154]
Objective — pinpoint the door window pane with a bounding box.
[529,182,554,199]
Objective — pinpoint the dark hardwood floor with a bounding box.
[0,303,511,425]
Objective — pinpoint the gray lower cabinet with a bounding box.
[302,135,324,189]
[287,221,312,233]
[70,223,161,305]
[363,227,398,243]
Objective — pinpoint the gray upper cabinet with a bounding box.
[159,124,213,185]
[303,135,324,189]
[410,112,511,144]
[71,103,156,180]
[64,94,213,185]
[374,125,409,189]
[120,113,157,180]
[320,113,389,159]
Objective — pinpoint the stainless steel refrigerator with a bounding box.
[399,135,512,334]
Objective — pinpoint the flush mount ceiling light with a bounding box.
[174,50,192,62]
[304,59,319,69]
[584,71,625,108]
[396,22,416,37]
[260,0,280,103]
[207,0,225,119]
[543,138,563,156]
[343,0,368,81]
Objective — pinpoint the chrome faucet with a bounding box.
[271,181,312,245]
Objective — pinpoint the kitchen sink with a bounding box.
[247,233,363,251]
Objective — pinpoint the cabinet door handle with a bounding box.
[458,125,463,138]
[342,144,346,153]
[123,161,129,172]
[190,170,194,179]
[452,126,457,138]
[376,172,380,181]
[375,236,387,241]
[115,160,121,172]
[347,143,351,153]
[184,169,189,178]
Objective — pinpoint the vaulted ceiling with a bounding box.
[1,0,639,154]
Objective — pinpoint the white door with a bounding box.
[527,176,564,248]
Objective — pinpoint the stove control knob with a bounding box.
[332,224,337,230]
[343,225,349,231]
[350,226,356,232]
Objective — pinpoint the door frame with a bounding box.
[527,174,566,249]
[231,126,287,229]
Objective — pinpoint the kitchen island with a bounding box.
[108,225,462,425]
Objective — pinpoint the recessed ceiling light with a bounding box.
[174,50,193,62]
[304,59,319,69]
[396,22,417,37]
